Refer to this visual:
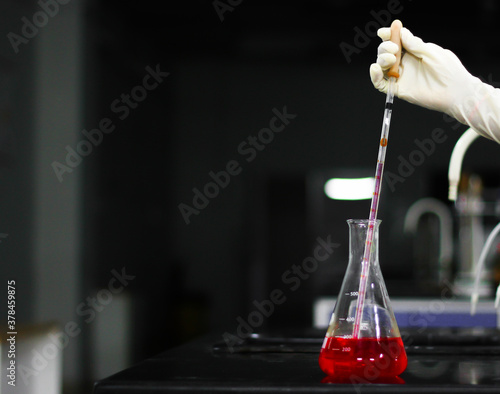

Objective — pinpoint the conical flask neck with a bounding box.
[348,219,380,265]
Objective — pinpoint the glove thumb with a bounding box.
[370,63,388,93]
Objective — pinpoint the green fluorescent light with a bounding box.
[324,177,375,200]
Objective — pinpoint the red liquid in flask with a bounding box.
[319,336,407,378]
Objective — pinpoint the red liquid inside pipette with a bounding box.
[319,337,407,378]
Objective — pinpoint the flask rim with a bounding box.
[346,218,382,226]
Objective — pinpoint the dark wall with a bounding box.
[0,0,36,325]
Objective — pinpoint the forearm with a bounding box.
[448,79,500,144]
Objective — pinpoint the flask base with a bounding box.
[319,337,407,378]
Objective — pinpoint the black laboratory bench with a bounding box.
[93,327,500,393]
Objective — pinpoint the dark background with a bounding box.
[2,0,500,392]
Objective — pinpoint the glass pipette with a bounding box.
[353,20,402,339]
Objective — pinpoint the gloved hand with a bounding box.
[370,25,500,143]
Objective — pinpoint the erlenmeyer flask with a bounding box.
[319,219,407,378]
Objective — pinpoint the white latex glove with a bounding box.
[370,26,500,143]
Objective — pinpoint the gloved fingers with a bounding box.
[370,63,388,93]
[400,27,427,59]
[377,53,396,69]
[377,41,399,56]
[377,26,428,62]
[377,27,391,41]
[377,41,398,69]
[378,26,423,52]
[402,28,455,67]
[380,26,443,66]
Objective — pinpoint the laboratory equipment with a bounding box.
[351,19,401,340]
[448,128,500,320]
[403,197,453,293]
[448,127,500,301]
[455,173,490,297]
[319,20,406,378]
[318,219,407,378]
[471,221,500,315]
